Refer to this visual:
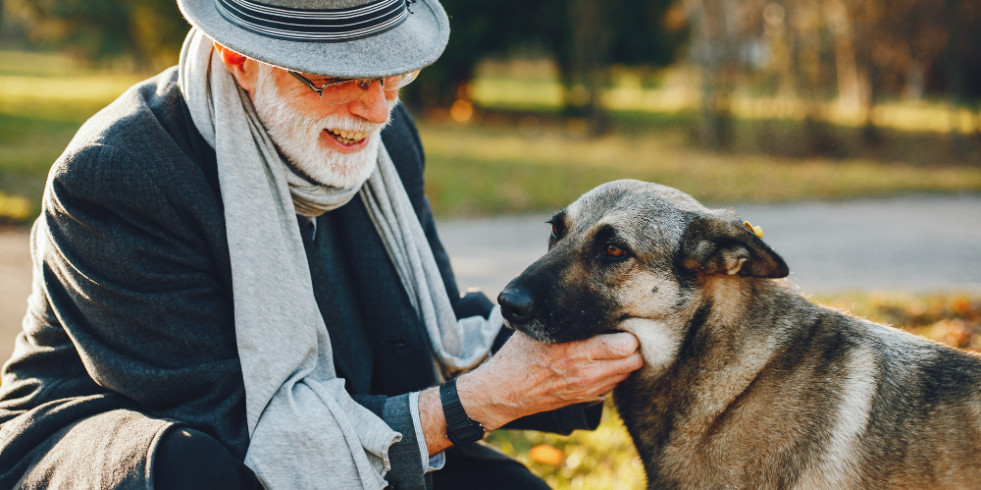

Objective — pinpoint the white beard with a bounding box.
[250,65,396,190]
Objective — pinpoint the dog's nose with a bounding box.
[498,287,535,325]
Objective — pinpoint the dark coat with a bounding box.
[0,67,597,490]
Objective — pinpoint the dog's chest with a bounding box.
[611,366,840,489]
[612,375,683,463]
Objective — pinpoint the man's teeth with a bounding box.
[327,129,368,145]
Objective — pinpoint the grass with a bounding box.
[486,401,645,490]
[428,66,981,217]
[473,59,981,136]
[486,291,981,489]
[2,48,981,223]
[416,58,981,216]
[418,118,981,217]
[0,50,145,222]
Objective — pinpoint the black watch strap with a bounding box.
[439,377,485,445]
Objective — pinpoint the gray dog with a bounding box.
[498,179,981,489]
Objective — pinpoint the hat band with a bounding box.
[216,0,410,42]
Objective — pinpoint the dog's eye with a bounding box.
[605,244,627,258]
[547,217,564,241]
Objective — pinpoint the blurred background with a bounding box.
[2,0,981,221]
[1,1,980,488]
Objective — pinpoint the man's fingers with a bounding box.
[588,332,640,359]
[570,351,643,399]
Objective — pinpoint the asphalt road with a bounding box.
[438,194,981,299]
[2,194,980,361]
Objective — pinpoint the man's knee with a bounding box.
[153,427,261,490]
[432,444,551,490]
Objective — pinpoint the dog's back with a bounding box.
[499,179,981,489]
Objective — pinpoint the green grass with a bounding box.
[0,49,145,222]
[418,119,981,217]
[2,47,980,224]
[486,401,646,490]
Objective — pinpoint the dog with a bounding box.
[498,179,981,489]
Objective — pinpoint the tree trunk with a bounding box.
[826,0,861,113]
[850,2,880,150]
[566,0,610,133]
[686,0,732,149]
[943,0,967,152]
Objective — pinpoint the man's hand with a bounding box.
[459,331,644,430]
[419,331,643,454]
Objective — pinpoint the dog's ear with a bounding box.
[680,216,789,278]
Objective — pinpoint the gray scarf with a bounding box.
[178,29,501,489]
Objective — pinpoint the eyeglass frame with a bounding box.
[288,70,421,105]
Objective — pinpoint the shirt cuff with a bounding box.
[408,391,446,473]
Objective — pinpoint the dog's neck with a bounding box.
[687,276,791,370]
[614,277,817,483]
[654,276,792,375]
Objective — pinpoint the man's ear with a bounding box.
[213,42,258,93]
[680,215,789,278]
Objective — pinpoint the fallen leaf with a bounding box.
[529,444,563,466]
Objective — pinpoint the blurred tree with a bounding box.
[786,0,841,156]
[701,0,981,152]
[683,0,734,150]
[410,0,687,132]
[540,0,689,132]
[406,0,515,109]
[128,0,193,68]
[843,0,980,147]
[5,0,187,69]
[955,0,981,141]
[941,0,975,148]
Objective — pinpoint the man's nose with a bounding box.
[348,80,391,124]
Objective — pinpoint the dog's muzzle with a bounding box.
[498,285,535,327]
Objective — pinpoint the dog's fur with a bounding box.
[498,179,981,489]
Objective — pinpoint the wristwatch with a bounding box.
[439,377,485,445]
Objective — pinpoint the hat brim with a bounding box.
[177,0,449,78]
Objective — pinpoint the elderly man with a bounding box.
[0,0,643,488]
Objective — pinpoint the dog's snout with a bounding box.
[498,286,535,325]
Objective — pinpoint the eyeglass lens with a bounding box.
[317,70,420,104]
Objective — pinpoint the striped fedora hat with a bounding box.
[176,0,450,78]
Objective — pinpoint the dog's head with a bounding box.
[498,179,789,372]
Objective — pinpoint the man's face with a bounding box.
[250,63,398,189]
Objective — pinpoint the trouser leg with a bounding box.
[152,426,261,490]
[431,443,551,490]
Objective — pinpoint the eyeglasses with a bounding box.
[288,70,421,105]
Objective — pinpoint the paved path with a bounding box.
[437,194,981,299]
[2,194,980,360]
